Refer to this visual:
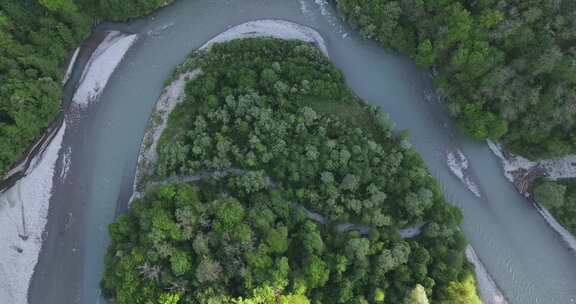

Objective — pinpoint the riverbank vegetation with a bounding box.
[103,38,481,304]
[0,0,173,176]
[534,179,576,235]
[337,0,576,160]
[76,0,174,20]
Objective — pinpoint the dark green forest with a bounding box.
[103,38,481,304]
[337,0,576,159]
[76,0,174,21]
[534,178,576,235]
[0,0,174,176]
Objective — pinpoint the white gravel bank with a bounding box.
[199,19,328,57]
[488,140,576,182]
[466,245,509,304]
[132,70,201,197]
[62,47,80,85]
[73,31,138,108]
[0,121,66,304]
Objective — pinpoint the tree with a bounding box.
[266,226,289,253]
[232,286,311,304]
[345,238,370,261]
[38,0,77,12]
[439,275,482,304]
[404,284,429,304]
[79,0,176,20]
[534,181,567,209]
[341,174,360,191]
[196,258,223,284]
[458,104,507,140]
[158,293,181,304]
[170,250,191,276]
[235,171,269,193]
[415,39,435,66]
[215,197,245,231]
[303,256,329,288]
[374,288,386,303]
[278,294,310,304]
[261,68,279,86]
[301,222,325,254]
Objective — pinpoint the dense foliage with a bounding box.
[534,178,576,235]
[0,0,173,176]
[104,182,317,303]
[0,0,89,175]
[104,38,481,304]
[76,0,174,20]
[337,0,576,159]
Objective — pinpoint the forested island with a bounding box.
[0,0,174,175]
[337,0,576,160]
[103,38,481,304]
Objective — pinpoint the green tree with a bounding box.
[158,293,181,304]
[195,258,223,284]
[215,197,245,231]
[345,238,370,261]
[303,256,329,288]
[374,288,386,303]
[439,275,482,304]
[170,250,191,276]
[38,0,77,12]
[415,40,435,66]
[266,226,289,253]
[534,181,567,209]
[404,284,429,304]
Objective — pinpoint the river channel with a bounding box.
[29,1,576,303]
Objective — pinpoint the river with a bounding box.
[28,1,576,304]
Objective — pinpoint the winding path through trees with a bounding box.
[142,169,425,239]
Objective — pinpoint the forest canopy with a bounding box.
[337,0,576,159]
[103,38,481,304]
[0,0,174,176]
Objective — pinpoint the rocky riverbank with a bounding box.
[488,140,576,197]
[487,140,576,252]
